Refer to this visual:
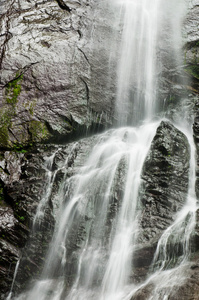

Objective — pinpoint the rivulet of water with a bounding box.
[6,259,21,300]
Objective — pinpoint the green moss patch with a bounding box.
[184,65,199,80]
[0,183,6,206]
[0,72,51,148]
[0,109,13,148]
[6,73,23,105]
[0,73,24,148]
[29,120,50,142]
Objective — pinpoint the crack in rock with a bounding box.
[55,0,71,12]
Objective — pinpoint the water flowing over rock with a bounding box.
[1,0,199,299]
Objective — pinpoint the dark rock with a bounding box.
[130,284,154,300]
[131,121,190,283]
[0,205,28,299]
[0,134,100,298]
[139,121,190,243]
[193,115,199,200]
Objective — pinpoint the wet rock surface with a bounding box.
[184,2,199,92]
[0,133,99,298]
[132,121,190,282]
[131,261,199,300]
[0,149,46,298]
[140,121,190,240]
[0,0,117,148]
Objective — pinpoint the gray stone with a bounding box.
[0,0,118,148]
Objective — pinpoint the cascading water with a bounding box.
[123,126,197,300]
[115,0,186,125]
[10,0,197,299]
[116,0,160,125]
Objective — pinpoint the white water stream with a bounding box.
[115,0,186,125]
[10,0,198,299]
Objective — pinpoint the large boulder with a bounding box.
[132,121,190,282]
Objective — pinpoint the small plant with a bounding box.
[6,73,23,105]
[12,144,28,153]
[19,216,25,222]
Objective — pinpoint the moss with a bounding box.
[0,109,13,147]
[184,65,199,80]
[14,211,26,223]
[184,50,187,64]
[6,73,23,105]
[0,184,5,206]
[29,120,50,142]
[12,144,28,153]
[23,100,36,116]
[29,103,34,116]
[19,216,25,222]
[0,73,24,148]
[0,187,4,201]
[1,73,51,147]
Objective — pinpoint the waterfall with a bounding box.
[115,0,186,125]
[10,0,197,300]
[116,0,160,125]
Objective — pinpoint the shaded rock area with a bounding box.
[129,118,199,298]
[193,114,199,199]
[0,149,48,299]
[0,0,118,148]
[0,133,99,299]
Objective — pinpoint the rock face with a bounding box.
[140,121,190,241]
[0,0,118,148]
[0,133,100,298]
[184,2,199,91]
[0,149,47,298]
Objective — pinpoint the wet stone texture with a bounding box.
[131,261,199,300]
[0,0,118,148]
[0,149,47,299]
[140,121,190,240]
[0,133,99,299]
[132,121,190,283]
